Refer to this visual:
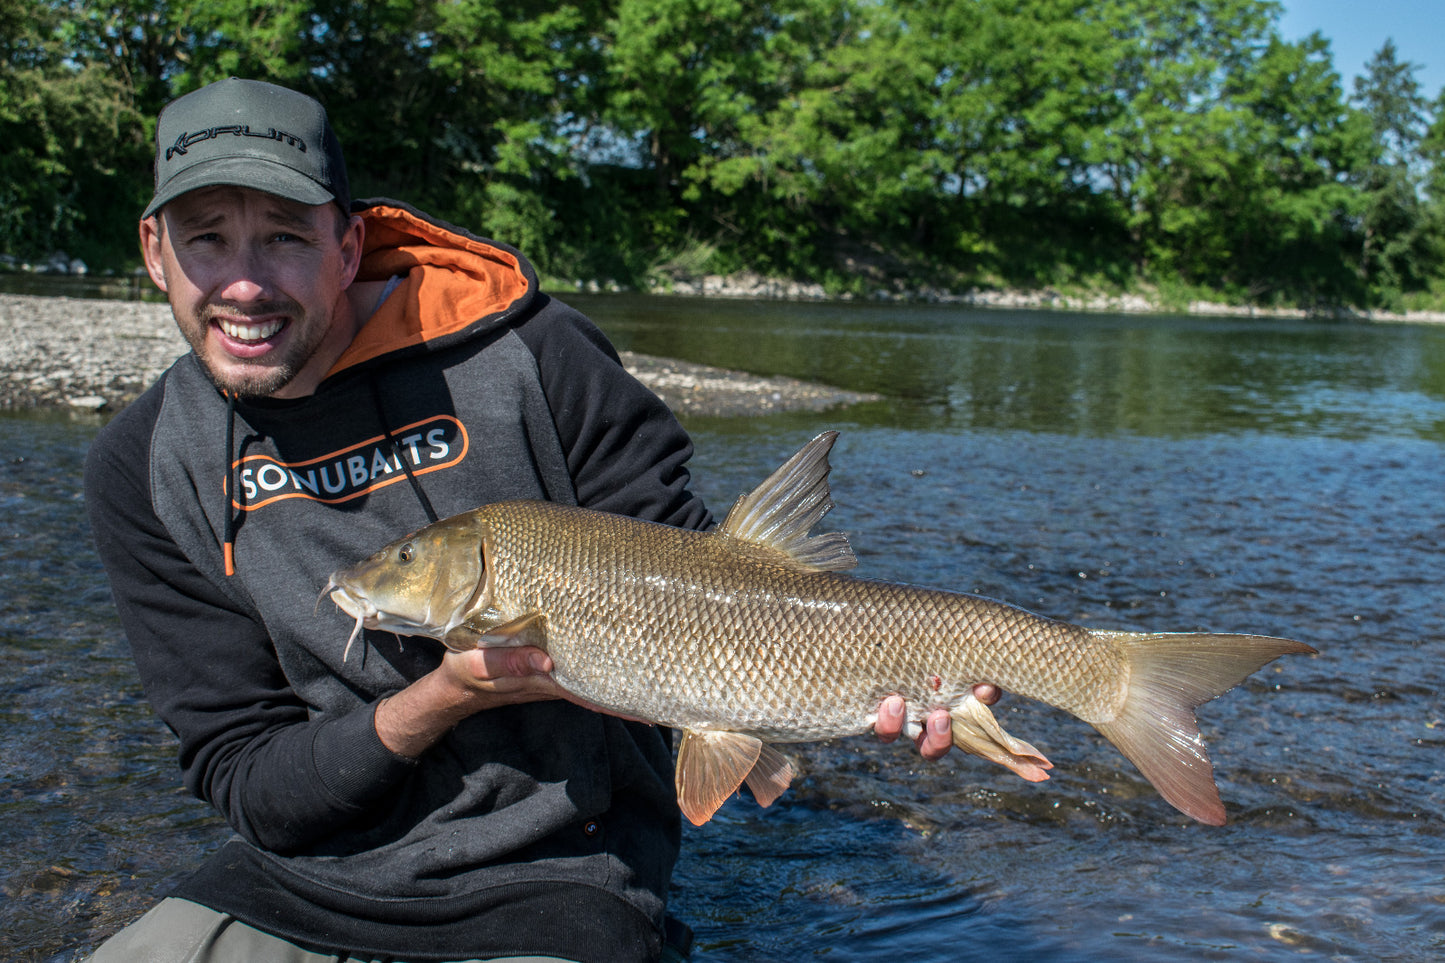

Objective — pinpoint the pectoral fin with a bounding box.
[471,611,547,650]
[949,693,1053,782]
[676,730,795,825]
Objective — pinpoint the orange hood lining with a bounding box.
[326,204,531,376]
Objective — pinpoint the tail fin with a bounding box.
[1090,631,1315,825]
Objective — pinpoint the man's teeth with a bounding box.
[220,319,284,341]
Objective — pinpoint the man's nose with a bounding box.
[218,247,276,302]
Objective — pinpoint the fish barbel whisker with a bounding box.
[325,580,378,663]
[342,611,365,663]
[314,580,337,616]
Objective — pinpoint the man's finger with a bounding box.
[874,695,906,743]
[915,709,952,760]
[464,646,553,681]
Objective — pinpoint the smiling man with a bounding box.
[142,185,363,398]
[84,78,976,963]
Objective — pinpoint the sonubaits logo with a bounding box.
[231,416,467,510]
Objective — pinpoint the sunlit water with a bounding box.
[3,297,1443,960]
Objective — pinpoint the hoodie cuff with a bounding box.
[311,702,419,808]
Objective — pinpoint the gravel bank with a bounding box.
[0,293,877,417]
[659,270,1445,322]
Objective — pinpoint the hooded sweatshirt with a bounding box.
[84,200,712,961]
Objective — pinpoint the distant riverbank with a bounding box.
[10,264,1445,324]
[647,270,1445,323]
[0,293,877,416]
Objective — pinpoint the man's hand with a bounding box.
[874,683,1002,761]
[375,645,564,758]
[439,645,568,704]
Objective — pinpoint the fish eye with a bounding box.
[398,543,414,564]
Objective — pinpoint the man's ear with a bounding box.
[139,216,168,293]
[340,212,365,287]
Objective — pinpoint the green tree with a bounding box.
[926,0,1140,284]
[1350,38,1432,304]
[166,0,613,270]
[0,0,149,267]
[678,0,962,282]
[1095,0,1275,276]
[1219,33,1369,303]
[601,0,789,269]
[425,0,607,261]
[1418,89,1445,282]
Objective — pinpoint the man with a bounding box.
[84,78,983,962]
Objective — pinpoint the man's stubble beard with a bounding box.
[181,299,328,400]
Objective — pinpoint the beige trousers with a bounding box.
[86,897,578,963]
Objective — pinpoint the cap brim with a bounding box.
[143,156,337,219]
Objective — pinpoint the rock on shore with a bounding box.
[0,294,876,416]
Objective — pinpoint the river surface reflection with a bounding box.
[581,294,1445,441]
[2,296,1443,960]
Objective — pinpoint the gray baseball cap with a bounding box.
[143,78,351,219]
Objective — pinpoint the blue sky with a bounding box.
[1277,0,1445,98]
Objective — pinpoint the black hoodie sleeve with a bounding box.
[515,296,714,532]
[84,387,416,854]
[85,304,710,857]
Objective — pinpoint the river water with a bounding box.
[3,295,1443,960]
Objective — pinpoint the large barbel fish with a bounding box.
[327,432,1313,826]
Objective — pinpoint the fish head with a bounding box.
[324,512,493,653]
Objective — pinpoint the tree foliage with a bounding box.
[0,0,150,265]
[1350,39,1433,304]
[7,0,1445,309]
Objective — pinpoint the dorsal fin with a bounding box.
[718,431,857,572]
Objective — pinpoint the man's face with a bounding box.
[140,186,364,399]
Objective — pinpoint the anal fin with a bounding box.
[743,742,795,808]
[949,693,1053,782]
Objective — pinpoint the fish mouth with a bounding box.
[323,580,444,660]
[324,581,370,621]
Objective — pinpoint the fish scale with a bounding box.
[327,431,1314,826]
[481,501,1126,741]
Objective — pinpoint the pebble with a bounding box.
[0,294,185,411]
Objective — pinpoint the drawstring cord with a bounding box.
[223,390,238,576]
[369,376,440,524]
